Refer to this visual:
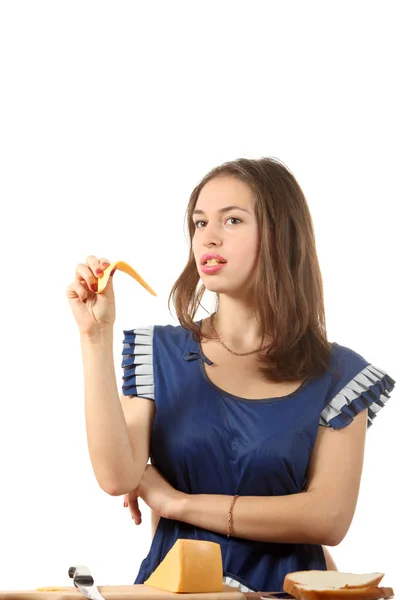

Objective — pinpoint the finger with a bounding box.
[123,493,141,523]
[99,257,111,268]
[75,263,98,293]
[129,499,142,520]
[86,255,109,280]
[128,497,142,524]
[66,280,90,304]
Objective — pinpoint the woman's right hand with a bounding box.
[66,255,116,336]
[124,490,142,525]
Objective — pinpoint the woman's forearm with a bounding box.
[80,329,137,495]
[174,490,339,546]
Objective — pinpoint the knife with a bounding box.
[245,594,294,599]
[68,565,106,600]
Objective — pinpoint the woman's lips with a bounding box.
[200,263,227,274]
[200,253,227,265]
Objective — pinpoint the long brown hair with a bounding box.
[168,157,333,382]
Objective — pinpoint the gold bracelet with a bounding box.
[227,495,239,538]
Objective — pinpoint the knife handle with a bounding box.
[68,565,94,587]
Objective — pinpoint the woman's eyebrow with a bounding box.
[193,205,251,215]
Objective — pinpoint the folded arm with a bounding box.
[169,409,368,546]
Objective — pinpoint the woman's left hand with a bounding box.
[135,464,186,520]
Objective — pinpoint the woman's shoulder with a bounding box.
[320,341,396,430]
[122,322,196,357]
[120,322,198,399]
[329,341,394,391]
[329,341,371,377]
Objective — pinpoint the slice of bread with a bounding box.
[283,571,394,600]
[288,585,394,600]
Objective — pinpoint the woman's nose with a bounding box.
[203,223,222,247]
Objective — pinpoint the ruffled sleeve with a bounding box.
[121,326,155,400]
[319,362,395,430]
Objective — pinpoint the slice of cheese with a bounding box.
[144,539,223,593]
[36,588,72,592]
[97,260,156,296]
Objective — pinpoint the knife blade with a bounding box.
[244,594,294,599]
[68,565,105,600]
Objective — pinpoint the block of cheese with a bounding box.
[144,539,223,593]
[97,260,156,296]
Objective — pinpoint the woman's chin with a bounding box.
[200,276,256,300]
[203,283,222,293]
[202,280,242,295]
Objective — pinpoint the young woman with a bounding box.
[66,157,395,592]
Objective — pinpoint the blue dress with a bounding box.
[121,323,395,592]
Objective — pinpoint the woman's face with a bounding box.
[192,176,260,298]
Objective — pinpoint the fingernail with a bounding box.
[102,261,110,267]
[95,268,103,276]
[124,501,128,508]
[110,268,116,276]
[90,284,97,292]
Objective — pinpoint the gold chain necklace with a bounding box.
[209,312,270,356]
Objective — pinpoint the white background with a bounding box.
[0,0,399,593]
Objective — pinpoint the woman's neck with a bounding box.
[206,295,269,350]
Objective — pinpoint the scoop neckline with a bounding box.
[195,319,312,404]
[198,357,310,403]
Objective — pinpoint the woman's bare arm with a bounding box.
[323,546,338,570]
[151,510,161,538]
[81,330,154,496]
[170,409,368,545]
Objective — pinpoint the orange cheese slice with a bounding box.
[97,260,156,296]
[36,588,72,592]
[144,538,223,593]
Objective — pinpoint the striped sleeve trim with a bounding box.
[319,364,395,430]
[121,326,155,399]
[223,576,255,593]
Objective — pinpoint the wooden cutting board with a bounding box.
[0,584,247,600]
